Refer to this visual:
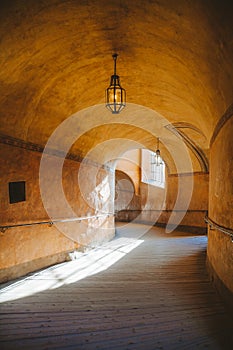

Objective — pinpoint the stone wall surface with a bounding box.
[163,173,208,230]
[115,170,208,232]
[208,117,233,294]
[0,143,115,282]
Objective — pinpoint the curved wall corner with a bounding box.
[207,114,233,310]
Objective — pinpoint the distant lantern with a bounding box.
[105,53,126,114]
[154,138,163,166]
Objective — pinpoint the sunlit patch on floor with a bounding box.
[0,224,146,303]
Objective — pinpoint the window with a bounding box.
[141,149,165,188]
[9,181,26,204]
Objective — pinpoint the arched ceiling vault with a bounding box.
[0,0,233,170]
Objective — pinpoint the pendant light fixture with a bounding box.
[105,53,126,114]
[155,138,163,166]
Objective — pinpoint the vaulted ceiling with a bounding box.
[0,0,233,172]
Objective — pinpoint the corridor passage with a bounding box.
[0,223,233,350]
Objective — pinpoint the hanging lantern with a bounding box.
[105,53,126,114]
[155,138,163,166]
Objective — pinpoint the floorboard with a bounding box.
[0,223,233,349]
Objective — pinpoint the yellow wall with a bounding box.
[115,149,208,231]
[207,116,233,294]
[0,143,115,282]
[116,149,141,195]
[161,173,208,230]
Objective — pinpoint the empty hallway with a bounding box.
[1,223,232,350]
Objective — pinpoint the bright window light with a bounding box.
[141,149,165,188]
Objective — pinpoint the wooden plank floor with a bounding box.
[0,223,233,350]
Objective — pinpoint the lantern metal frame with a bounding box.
[154,138,163,166]
[105,53,126,114]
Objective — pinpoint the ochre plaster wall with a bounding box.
[0,143,115,282]
[115,169,208,232]
[207,117,233,295]
[116,150,141,195]
[115,170,140,214]
[161,173,209,230]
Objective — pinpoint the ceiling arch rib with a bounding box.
[165,123,209,173]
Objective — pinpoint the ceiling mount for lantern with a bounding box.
[105,53,126,114]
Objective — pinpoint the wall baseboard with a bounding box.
[0,251,72,284]
[115,216,207,234]
[154,222,207,234]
